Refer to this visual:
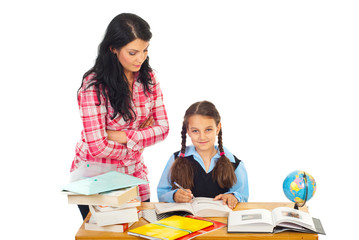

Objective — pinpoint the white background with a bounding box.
[1,1,358,239]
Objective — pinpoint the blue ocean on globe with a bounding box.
[283,170,316,204]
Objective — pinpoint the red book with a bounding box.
[177,215,227,240]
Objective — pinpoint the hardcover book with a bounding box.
[66,186,138,207]
[89,205,141,226]
[61,171,148,195]
[84,215,134,232]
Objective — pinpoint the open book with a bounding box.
[155,197,232,217]
[227,207,325,234]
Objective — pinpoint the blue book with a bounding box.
[61,171,148,195]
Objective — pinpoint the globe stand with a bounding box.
[294,172,308,210]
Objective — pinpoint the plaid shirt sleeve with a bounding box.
[78,77,130,159]
[125,77,169,152]
[78,73,169,160]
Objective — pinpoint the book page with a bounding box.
[191,197,232,217]
[272,207,315,231]
[228,209,274,232]
[154,202,194,215]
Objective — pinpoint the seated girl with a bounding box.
[157,101,249,209]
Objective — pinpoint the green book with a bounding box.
[61,171,148,195]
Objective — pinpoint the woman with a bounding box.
[71,13,169,219]
[157,101,248,209]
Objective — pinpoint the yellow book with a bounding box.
[128,215,213,240]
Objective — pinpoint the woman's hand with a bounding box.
[106,117,154,144]
[139,116,154,129]
[214,193,238,209]
[173,189,193,203]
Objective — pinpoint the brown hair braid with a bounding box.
[170,124,194,189]
[212,129,237,188]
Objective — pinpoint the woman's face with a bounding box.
[112,38,149,76]
[187,115,221,153]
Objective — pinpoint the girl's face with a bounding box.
[112,38,149,76]
[187,115,221,153]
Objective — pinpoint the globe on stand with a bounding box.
[282,170,316,209]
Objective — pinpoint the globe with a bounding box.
[283,170,316,209]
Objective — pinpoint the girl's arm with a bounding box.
[214,161,249,208]
[227,161,249,202]
[157,154,178,202]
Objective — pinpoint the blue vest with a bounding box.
[173,151,241,198]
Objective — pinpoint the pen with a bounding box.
[174,182,194,199]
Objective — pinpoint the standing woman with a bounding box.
[70,13,169,219]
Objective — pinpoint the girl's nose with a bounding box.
[199,132,205,139]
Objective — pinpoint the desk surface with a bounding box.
[75,202,318,240]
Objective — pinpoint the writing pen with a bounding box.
[174,181,194,199]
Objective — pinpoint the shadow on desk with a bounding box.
[75,202,318,240]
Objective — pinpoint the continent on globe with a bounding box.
[283,170,316,208]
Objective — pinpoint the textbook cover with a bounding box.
[128,215,213,240]
[61,171,148,195]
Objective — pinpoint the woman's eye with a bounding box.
[129,52,136,56]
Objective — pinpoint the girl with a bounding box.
[157,101,248,209]
[70,13,169,219]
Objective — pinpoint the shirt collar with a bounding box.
[180,145,234,163]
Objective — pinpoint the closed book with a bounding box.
[89,205,141,226]
[128,215,213,240]
[66,186,138,207]
[96,198,141,211]
[177,215,226,240]
[84,215,134,232]
[61,171,148,195]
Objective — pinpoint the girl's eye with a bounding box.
[192,130,198,133]
[129,52,136,56]
[206,129,213,132]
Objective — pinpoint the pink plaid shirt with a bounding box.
[70,72,169,201]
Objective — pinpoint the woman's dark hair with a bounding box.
[80,13,153,121]
[170,101,237,189]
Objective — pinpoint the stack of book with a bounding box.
[86,198,142,232]
[61,171,148,232]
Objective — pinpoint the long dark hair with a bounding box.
[80,13,153,121]
[170,101,237,189]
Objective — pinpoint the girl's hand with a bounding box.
[139,116,154,129]
[173,189,193,203]
[214,193,238,209]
